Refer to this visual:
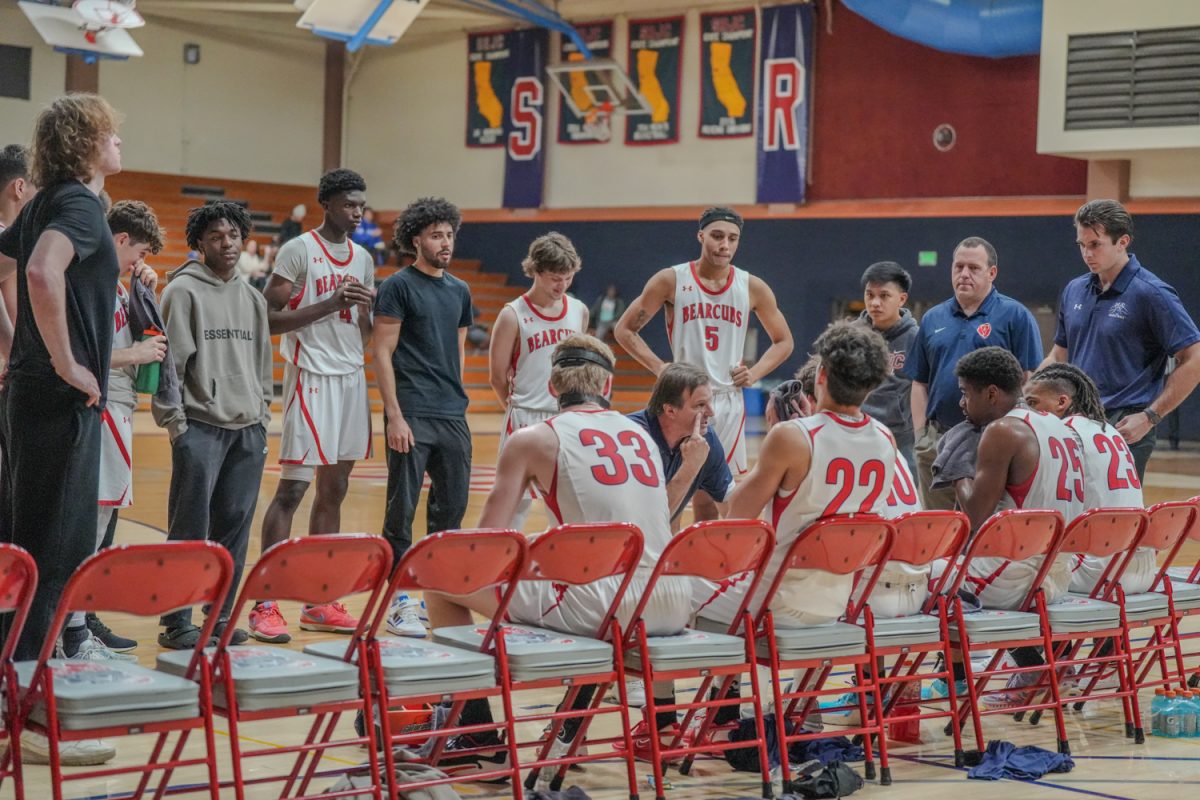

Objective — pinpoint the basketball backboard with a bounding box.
[18,0,143,61]
[546,58,651,118]
[296,0,431,52]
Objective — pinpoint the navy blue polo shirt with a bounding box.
[903,288,1042,428]
[1054,254,1200,409]
[627,409,732,521]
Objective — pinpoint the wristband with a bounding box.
[1143,408,1162,426]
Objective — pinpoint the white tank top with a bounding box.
[1063,415,1144,508]
[279,231,375,375]
[506,294,587,412]
[668,262,750,392]
[108,283,137,409]
[881,453,921,520]
[541,409,673,573]
[1002,408,1086,524]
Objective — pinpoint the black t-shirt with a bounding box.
[0,181,119,404]
[374,266,472,419]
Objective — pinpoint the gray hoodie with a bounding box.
[151,260,272,440]
[858,308,919,435]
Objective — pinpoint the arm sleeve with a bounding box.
[271,237,308,286]
[459,284,473,328]
[697,433,733,502]
[374,276,405,321]
[45,189,105,263]
[151,286,196,440]
[1012,306,1044,370]
[1148,284,1200,355]
[258,298,274,425]
[902,325,930,382]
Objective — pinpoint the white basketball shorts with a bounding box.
[710,388,747,477]
[280,364,371,481]
[98,402,134,508]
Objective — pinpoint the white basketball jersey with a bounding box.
[541,409,673,572]
[668,262,750,392]
[1002,408,1086,524]
[507,294,587,413]
[279,231,374,376]
[108,283,137,409]
[881,454,921,520]
[1063,415,1144,508]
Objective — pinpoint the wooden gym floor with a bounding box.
[9,412,1200,799]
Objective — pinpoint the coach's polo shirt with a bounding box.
[627,409,732,522]
[1054,254,1200,409]
[903,288,1042,429]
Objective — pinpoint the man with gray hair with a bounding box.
[628,363,732,527]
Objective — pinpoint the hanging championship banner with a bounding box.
[756,4,813,203]
[558,20,614,145]
[466,29,513,148]
[502,28,548,209]
[625,16,683,146]
[699,9,756,138]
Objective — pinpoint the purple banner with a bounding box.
[503,28,548,209]
[756,4,813,204]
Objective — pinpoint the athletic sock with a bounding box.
[62,623,89,657]
[1010,646,1044,669]
[557,684,597,742]
[455,698,500,745]
[654,698,676,731]
[952,662,967,683]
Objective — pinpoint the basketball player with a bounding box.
[695,321,896,630]
[615,206,793,492]
[487,232,586,529]
[249,169,375,644]
[424,334,692,771]
[1024,363,1151,594]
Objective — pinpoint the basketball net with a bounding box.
[581,100,614,143]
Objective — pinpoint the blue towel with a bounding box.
[966,740,1074,781]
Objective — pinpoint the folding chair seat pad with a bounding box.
[1122,592,1171,621]
[948,609,1041,643]
[1166,582,1200,611]
[305,637,497,695]
[759,622,866,660]
[1048,595,1120,633]
[625,627,746,670]
[1166,566,1194,583]
[15,660,199,731]
[434,624,612,679]
[871,613,943,646]
[158,646,359,711]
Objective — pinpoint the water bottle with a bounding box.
[1151,689,1167,736]
[1184,691,1199,738]
[134,328,162,394]
[1164,691,1182,738]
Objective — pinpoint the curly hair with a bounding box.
[185,201,251,250]
[31,94,122,188]
[813,321,889,406]
[317,168,366,204]
[1029,362,1107,424]
[955,346,1023,395]
[392,197,461,256]
[0,144,29,190]
[521,231,581,276]
[108,200,164,254]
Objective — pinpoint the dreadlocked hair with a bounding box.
[1030,362,1107,424]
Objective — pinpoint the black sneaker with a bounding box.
[86,613,137,653]
[158,625,212,650]
[213,619,250,646]
[434,734,511,783]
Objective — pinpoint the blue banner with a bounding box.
[756,4,813,204]
[503,28,548,208]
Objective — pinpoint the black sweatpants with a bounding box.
[0,375,102,661]
[160,420,267,630]
[383,415,472,567]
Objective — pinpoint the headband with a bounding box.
[699,208,743,231]
[551,347,614,373]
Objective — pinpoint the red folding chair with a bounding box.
[754,515,895,787]
[942,509,1068,754]
[14,542,234,800]
[1122,500,1198,693]
[367,529,527,800]
[154,534,393,800]
[1164,496,1200,686]
[867,510,970,762]
[432,523,644,796]
[0,545,37,800]
[626,520,776,800]
[1019,508,1148,740]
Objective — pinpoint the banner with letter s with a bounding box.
[699,9,755,138]
[625,16,683,145]
[502,28,548,209]
[466,30,512,148]
[756,4,813,203]
[558,20,614,145]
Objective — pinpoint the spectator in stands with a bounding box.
[1041,199,1200,479]
[0,144,33,327]
[351,206,387,266]
[277,203,305,246]
[236,238,269,289]
[589,282,625,342]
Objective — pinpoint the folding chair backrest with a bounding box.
[949,509,1064,608]
[227,534,393,650]
[1142,500,1199,591]
[1184,496,1200,583]
[760,515,894,624]
[383,529,527,653]
[0,544,37,664]
[889,510,970,605]
[627,520,774,637]
[525,523,643,640]
[44,542,234,667]
[1058,508,1148,599]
